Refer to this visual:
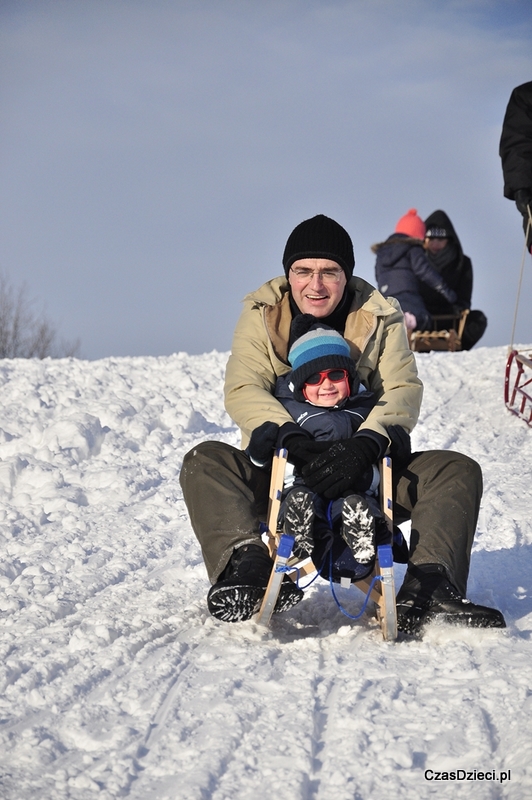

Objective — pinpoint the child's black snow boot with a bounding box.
[340,494,375,564]
[282,487,315,559]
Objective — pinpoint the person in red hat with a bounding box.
[372,208,457,332]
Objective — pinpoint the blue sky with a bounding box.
[1,0,531,359]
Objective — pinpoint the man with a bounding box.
[500,80,532,252]
[180,214,505,634]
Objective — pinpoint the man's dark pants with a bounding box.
[179,441,482,596]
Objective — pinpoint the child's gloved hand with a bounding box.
[276,422,330,472]
[302,436,380,499]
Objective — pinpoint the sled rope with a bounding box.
[277,547,384,620]
[322,497,383,620]
[328,546,383,620]
[509,205,532,352]
[276,561,322,590]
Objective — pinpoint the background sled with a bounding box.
[505,349,532,426]
[409,309,469,353]
[504,210,532,426]
[256,450,397,641]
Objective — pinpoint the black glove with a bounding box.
[247,421,280,468]
[515,188,532,218]
[301,436,380,499]
[287,438,332,472]
[276,422,330,472]
[387,424,412,467]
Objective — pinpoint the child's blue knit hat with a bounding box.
[288,323,360,401]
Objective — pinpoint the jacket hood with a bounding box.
[371,234,423,267]
[424,210,464,257]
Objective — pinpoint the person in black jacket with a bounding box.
[422,210,487,350]
[500,80,532,252]
[373,208,457,333]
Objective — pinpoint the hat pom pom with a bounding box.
[394,208,426,239]
[289,314,318,344]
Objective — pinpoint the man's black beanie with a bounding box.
[282,214,355,279]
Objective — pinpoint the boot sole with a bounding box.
[284,489,315,559]
[207,580,303,623]
[341,495,375,564]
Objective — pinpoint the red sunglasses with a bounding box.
[304,368,349,386]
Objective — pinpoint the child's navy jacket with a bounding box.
[274,374,376,441]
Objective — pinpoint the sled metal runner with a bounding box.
[256,450,397,640]
[409,309,469,353]
[505,349,532,426]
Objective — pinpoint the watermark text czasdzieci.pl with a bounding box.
[425,769,511,783]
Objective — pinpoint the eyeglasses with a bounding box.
[304,368,349,386]
[290,267,344,284]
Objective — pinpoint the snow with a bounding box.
[0,345,531,799]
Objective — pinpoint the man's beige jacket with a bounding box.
[224,276,423,448]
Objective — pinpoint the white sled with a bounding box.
[256,451,397,641]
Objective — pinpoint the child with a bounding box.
[373,208,457,332]
[271,320,407,580]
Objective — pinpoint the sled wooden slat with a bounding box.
[379,456,397,640]
[264,448,288,558]
[256,533,294,626]
[381,454,394,534]
[356,456,397,640]
[410,309,469,353]
[257,449,291,625]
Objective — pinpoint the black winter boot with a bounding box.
[207,544,303,623]
[396,563,506,635]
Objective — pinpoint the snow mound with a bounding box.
[0,346,531,799]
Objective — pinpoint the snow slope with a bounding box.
[1,346,531,800]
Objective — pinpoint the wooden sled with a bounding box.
[409,309,469,353]
[504,349,532,426]
[256,450,397,641]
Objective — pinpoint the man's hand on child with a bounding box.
[247,421,280,468]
